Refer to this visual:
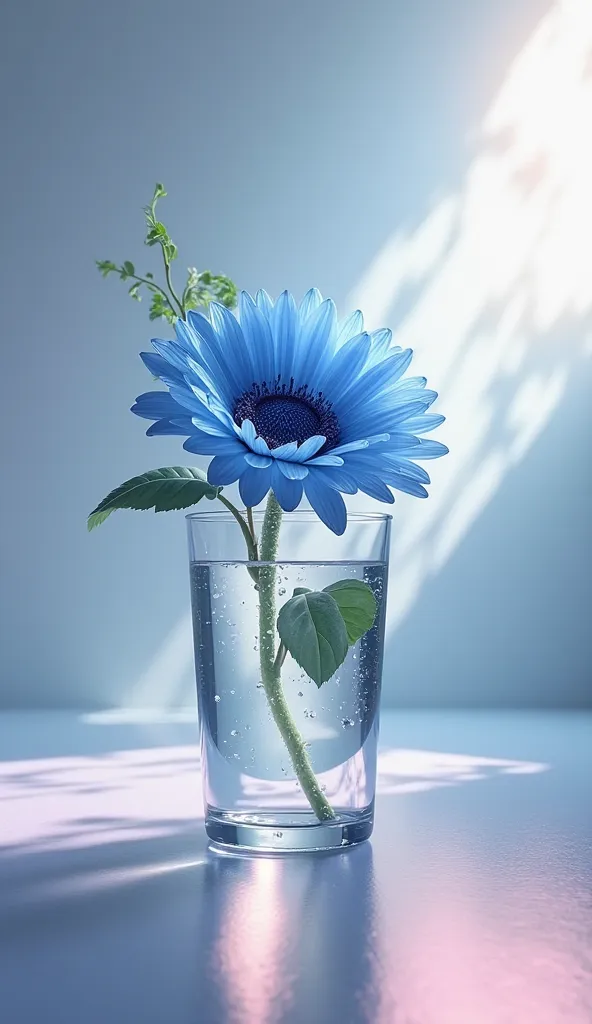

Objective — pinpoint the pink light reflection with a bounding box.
[0,744,547,855]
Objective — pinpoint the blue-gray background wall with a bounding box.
[1,0,590,709]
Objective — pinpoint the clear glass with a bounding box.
[187,510,391,852]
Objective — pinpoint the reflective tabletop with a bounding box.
[1,710,590,1023]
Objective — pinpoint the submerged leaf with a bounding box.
[277,590,348,687]
[323,579,377,645]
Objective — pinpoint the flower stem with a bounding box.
[257,493,336,822]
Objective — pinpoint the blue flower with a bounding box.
[131,289,448,534]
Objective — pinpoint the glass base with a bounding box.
[206,809,373,853]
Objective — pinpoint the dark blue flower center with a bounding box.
[254,395,320,447]
[234,377,340,451]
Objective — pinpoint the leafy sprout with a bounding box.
[96,183,237,324]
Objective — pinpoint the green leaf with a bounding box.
[96,259,117,277]
[123,260,135,276]
[323,579,377,645]
[153,183,167,199]
[277,591,348,687]
[88,467,220,531]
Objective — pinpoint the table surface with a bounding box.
[0,710,590,1024]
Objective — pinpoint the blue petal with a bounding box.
[131,391,187,420]
[276,460,308,480]
[166,384,228,430]
[336,349,414,417]
[319,332,371,395]
[377,432,421,452]
[385,457,431,483]
[304,472,347,535]
[207,454,248,486]
[239,291,275,384]
[207,302,255,394]
[353,473,396,503]
[381,471,429,498]
[146,417,194,436]
[294,298,337,385]
[239,465,272,507]
[244,453,273,469]
[183,435,246,456]
[139,351,186,387]
[307,454,345,467]
[397,439,449,460]
[239,419,272,456]
[299,287,323,320]
[184,310,243,403]
[318,468,358,494]
[150,337,191,370]
[271,463,303,511]
[368,328,393,362]
[336,310,364,348]
[404,414,446,433]
[256,289,274,317]
[291,435,326,462]
[270,291,298,382]
[269,441,299,460]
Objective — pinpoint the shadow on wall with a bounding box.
[348,0,592,632]
[125,0,592,710]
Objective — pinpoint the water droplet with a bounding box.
[230,689,235,695]
[321,785,327,793]
[213,593,221,600]
[266,629,273,635]
[256,683,264,689]
[214,695,221,703]
[304,741,312,749]
[304,709,316,719]
[244,724,250,731]
[231,729,240,737]
[278,587,286,596]
[233,753,240,759]
[297,691,303,697]
[273,831,283,838]
[342,718,354,728]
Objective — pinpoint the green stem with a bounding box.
[257,493,336,822]
[164,257,185,318]
[246,506,257,556]
[214,491,256,581]
[126,272,176,314]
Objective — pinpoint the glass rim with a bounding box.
[185,509,393,524]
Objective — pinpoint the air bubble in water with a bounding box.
[256,683,264,689]
[214,695,221,703]
[273,831,283,838]
[304,709,316,719]
[230,689,235,695]
[297,691,303,697]
[342,718,354,728]
[231,728,240,737]
[278,587,286,596]
[213,593,221,600]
